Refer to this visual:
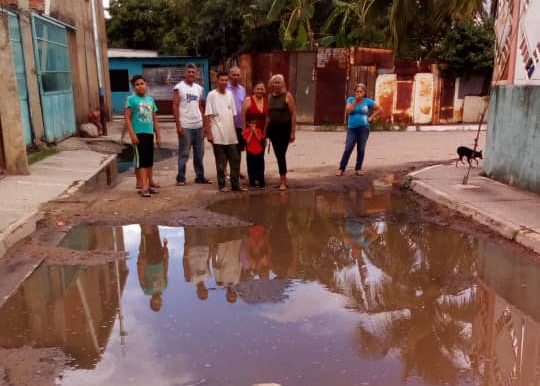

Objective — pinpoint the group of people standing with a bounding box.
[171,64,296,193]
[125,64,380,197]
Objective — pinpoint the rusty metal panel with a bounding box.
[413,73,434,124]
[238,53,253,93]
[393,75,413,124]
[288,52,298,97]
[353,47,394,69]
[348,65,377,99]
[314,48,348,125]
[395,60,431,76]
[438,77,455,122]
[294,52,316,124]
[374,74,396,122]
[251,52,290,88]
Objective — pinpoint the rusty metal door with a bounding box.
[438,77,455,123]
[374,74,396,122]
[314,49,348,125]
[294,52,316,124]
[393,75,414,124]
[32,15,77,142]
[252,52,290,88]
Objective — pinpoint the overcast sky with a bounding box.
[103,0,110,18]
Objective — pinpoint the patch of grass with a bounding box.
[400,175,414,190]
[28,147,58,164]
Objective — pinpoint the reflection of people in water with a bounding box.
[344,221,379,256]
[183,239,212,301]
[242,225,271,280]
[269,197,296,279]
[137,225,169,312]
[211,239,242,303]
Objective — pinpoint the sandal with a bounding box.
[219,187,231,193]
[176,181,186,186]
[336,170,344,176]
[232,187,248,192]
[279,184,288,191]
[355,170,365,176]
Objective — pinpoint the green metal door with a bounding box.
[32,14,76,142]
[7,12,32,145]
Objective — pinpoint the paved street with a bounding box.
[105,120,487,189]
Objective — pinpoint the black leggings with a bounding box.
[268,122,291,176]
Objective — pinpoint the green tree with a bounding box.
[107,0,174,50]
[320,0,387,47]
[241,0,284,53]
[267,0,319,49]
[388,0,486,59]
[435,18,495,79]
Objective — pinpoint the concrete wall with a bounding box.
[0,13,29,174]
[49,0,111,127]
[96,0,112,119]
[484,85,540,192]
[17,4,45,145]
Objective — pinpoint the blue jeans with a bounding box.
[177,128,205,182]
[339,126,370,171]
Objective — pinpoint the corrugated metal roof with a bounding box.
[107,49,158,58]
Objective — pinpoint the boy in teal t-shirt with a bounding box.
[125,75,161,197]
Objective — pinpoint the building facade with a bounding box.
[485,0,540,192]
[0,0,111,175]
[108,51,210,116]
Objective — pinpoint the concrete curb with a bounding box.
[410,170,540,255]
[0,154,117,258]
[0,210,43,258]
[298,124,487,133]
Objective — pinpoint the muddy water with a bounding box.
[1,188,540,386]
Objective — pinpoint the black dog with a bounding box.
[456,146,483,167]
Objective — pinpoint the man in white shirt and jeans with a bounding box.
[173,63,210,185]
[205,71,247,192]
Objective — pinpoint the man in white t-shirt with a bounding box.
[172,63,211,185]
[205,71,247,192]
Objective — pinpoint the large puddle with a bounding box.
[2,188,540,385]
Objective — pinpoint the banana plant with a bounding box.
[267,0,318,49]
[324,0,377,35]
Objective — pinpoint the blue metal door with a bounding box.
[7,12,32,145]
[32,14,76,142]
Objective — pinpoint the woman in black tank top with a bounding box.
[266,74,297,191]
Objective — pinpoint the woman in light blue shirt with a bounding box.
[336,83,381,176]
